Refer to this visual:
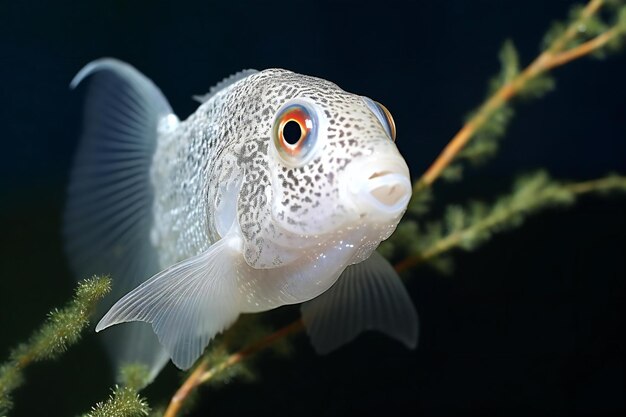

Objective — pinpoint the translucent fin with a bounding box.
[301,251,418,354]
[102,323,170,382]
[96,235,242,370]
[64,58,175,379]
[192,69,258,103]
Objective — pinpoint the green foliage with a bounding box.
[198,317,296,388]
[19,276,110,362]
[542,0,626,57]
[386,171,626,272]
[0,276,111,416]
[449,41,520,177]
[541,21,568,52]
[461,104,514,165]
[447,39,553,182]
[203,347,257,387]
[439,164,465,182]
[82,364,152,417]
[518,73,555,99]
[84,386,149,417]
[594,3,626,56]
[447,1,626,185]
[541,4,606,52]
[0,364,23,417]
[118,364,151,391]
[216,314,294,359]
[583,172,626,193]
[489,40,520,93]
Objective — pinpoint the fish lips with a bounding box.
[342,155,412,222]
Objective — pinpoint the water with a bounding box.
[0,0,624,415]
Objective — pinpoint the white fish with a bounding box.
[64,58,418,380]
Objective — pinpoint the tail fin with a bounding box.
[64,58,176,382]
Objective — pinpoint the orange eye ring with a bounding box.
[374,100,396,141]
[363,97,397,142]
[278,117,308,154]
[273,102,318,166]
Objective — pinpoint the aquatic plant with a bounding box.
[1,0,625,416]
[0,277,111,416]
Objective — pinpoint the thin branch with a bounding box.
[163,321,303,417]
[546,27,623,70]
[416,0,611,190]
[563,175,626,194]
[547,0,605,54]
[162,358,209,417]
[198,320,303,384]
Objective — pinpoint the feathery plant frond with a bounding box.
[84,385,150,417]
[391,172,626,273]
[118,364,151,392]
[81,364,152,417]
[0,276,111,416]
[543,0,626,57]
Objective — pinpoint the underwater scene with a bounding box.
[1,0,624,416]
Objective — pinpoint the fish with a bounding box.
[64,58,418,380]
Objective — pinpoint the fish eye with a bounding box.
[363,97,397,141]
[283,120,302,145]
[273,101,318,166]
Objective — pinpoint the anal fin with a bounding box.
[301,251,418,354]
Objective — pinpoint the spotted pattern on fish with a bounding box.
[152,69,404,269]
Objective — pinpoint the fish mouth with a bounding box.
[345,157,412,219]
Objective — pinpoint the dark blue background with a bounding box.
[1,1,624,416]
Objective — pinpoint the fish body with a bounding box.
[64,59,418,378]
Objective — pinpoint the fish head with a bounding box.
[234,70,411,271]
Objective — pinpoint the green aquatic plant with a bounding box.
[386,171,626,274]
[85,385,149,417]
[84,364,150,417]
[1,0,625,416]
[0,277,111,416]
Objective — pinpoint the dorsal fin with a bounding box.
[192,69,258,103]
[64,58,176,382]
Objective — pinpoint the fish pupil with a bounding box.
[283,120,302,145]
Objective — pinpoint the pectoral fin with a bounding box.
[301,251,418,354]
[96,235,243,370]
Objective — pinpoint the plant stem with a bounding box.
[162,320,303,417]
[416,0,609,190]
[162,358,209,417]
[546,27,623,70]
[197,319,303,384]
[563,175,626,194]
